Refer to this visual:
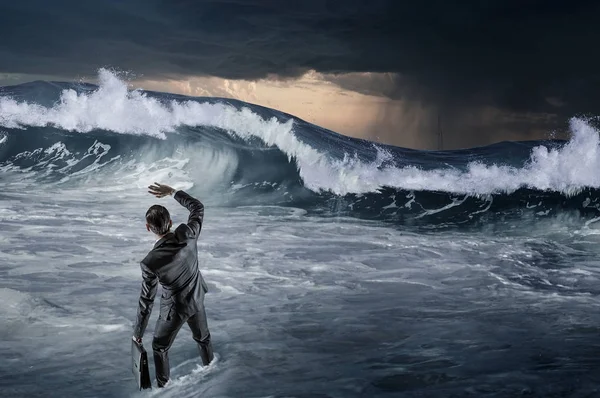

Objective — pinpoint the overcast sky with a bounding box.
[1,0,598,149]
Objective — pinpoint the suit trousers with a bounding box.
[152,305,214,387]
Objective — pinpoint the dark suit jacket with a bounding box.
[133,190,209,339]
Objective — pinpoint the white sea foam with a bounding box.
[1,69,599,196]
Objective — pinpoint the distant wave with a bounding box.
[1,69,600,224]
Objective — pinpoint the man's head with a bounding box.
[146,205,172,236]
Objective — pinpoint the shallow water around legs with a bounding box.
[1,186,600,397]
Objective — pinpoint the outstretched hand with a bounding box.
[148,182,175,198]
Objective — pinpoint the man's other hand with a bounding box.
[133,335,142,344]
[148,182,175,198]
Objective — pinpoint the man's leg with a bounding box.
[152,311,186,387]
[186,306,214,366]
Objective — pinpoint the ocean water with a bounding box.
[1,69,600,397]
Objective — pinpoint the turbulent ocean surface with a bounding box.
[1,70,600,397]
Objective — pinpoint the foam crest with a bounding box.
[1,69,600,196]
[0,69,339,192]
[365,118,600,196]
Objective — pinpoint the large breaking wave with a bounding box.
[1,69,600,225]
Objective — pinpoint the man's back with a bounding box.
[142,216,209,316]
[135,190,208,335]
[133,186,214,388]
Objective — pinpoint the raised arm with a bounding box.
[173,190,204,238]
[133,262,158,340]
[147,182,205,238]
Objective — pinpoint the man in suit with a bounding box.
[133,182,214,388]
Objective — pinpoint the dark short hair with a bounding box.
[146,205,171,235]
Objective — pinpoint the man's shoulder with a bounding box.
[140,254,154,269]
[141,246,166,267]
[174,223,195,238]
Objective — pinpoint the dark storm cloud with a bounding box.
[1,0,599,146]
